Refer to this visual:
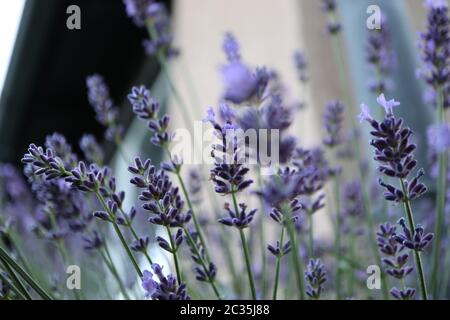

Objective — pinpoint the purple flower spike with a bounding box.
[376,222,416,299]
[323,100,345,147]
[86,74,124,142]
[305,259,327,300]
[218,203,257,229]
[394,218,434,252]
[141,264,190,300]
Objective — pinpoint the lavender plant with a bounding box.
[1,0,449,302]
[360,94,433,299]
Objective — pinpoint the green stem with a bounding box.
[283,203,305,300]
[95,192,143,277]
[430,86,447,299]
[0,268,27,300]
[99,247,130,299]
[182,227,222,299]
[166,227,182,285]
[0,246,52,300]
[176,171,210,261]
[400,179,428,300]
[333,176,343,299]
[330,23,390,300]
[47,209,81,300]
[272,226,285,300]
[256,168,267,299]
[308,212,314,258]
[0,256,31,300]
[117,206,153,266]
[231,192,256,300]
[145,21,194,132]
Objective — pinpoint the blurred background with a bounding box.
[0,0,444,300]
[0,0,433,166]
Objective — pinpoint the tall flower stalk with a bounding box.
[418,0,450,298]
[205,109,257,299]
[360,94,433,299]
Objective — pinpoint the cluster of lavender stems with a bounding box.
[418,0,450,299]
[2,0,450,301]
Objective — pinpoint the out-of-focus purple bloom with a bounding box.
[293,50,309,83]
[341,180,363,217]
[305,259,327,299]
[360,94,427,202]
[141,263,190,300]
[394,218,434,252]
[86,75,124,142]
[123,0,155,27]
[79,134,104,165]
[223,32,240,62]
[419,0,450,109]
[321,0,341,34]
[221,62,259,104]
[186,231,217,282]
[235,95,296,164]
[366,15,396,94]
[141,269,158,298]
[45,133,78,168]
[187,168,203,205]
[323,100,345,148]
[220,33,269,104]
[427,123,450,153]
[82,231,104,250]
[257,167,303,209]
[142,4,179,58]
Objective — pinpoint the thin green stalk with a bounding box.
[117,206,153,266]
[47,209,81,300]
[333,176,343,299]
[231,191,257,300]
[182,227,222,299]
[272,226,285,300]
[308,212,314,258]
[166,226,182,284]
[329,26,389,300]
[95,191,143,277]
[283,203,306,300]
[176,171,210,260]
[256,167,267,299]
[0,256,31,300]
[400,179,428,300]
[0,246,52,300]
[0,267,27,300]
[114,137,133,165]
[0,232,31,274]
[145,21,194,132]
[99,247,130,299]
[430,86,447,298]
